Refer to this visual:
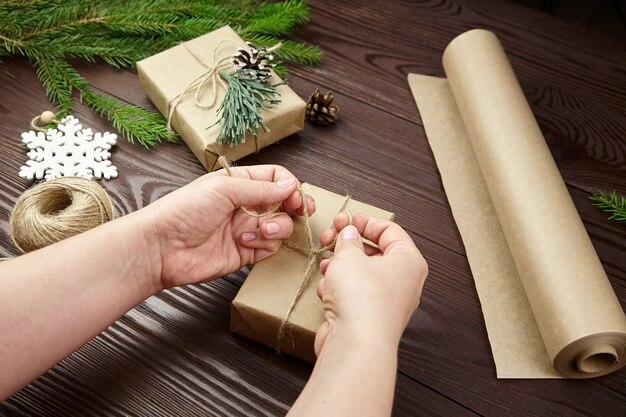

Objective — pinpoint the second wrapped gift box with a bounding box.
[137,25,306,171]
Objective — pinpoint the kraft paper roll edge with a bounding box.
[443,30,626,378]
[408,29,626,378]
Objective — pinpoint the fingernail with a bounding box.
[265,222,280,235]
[276,178,295,188]
[242,232,256,242]
[341,225,359,240]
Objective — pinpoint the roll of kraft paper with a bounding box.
[408,29,626,378]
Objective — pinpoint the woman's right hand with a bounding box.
[315,213,428,356]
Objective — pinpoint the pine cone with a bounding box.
[306,90,339,125]
[232,42,275,82]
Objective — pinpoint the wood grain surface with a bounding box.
[1,0,625,415]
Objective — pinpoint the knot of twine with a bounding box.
[166,40,235,133]
[275,193,351,352]
[165,40,281,135]
[9,177,116,253]
[218,156,351,353]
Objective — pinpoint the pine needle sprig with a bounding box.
[246,34,322,66]
[244,0,310,36]
[253,0,310,25]
[33,52,173,147]
[214,69,284,147]
[0,0,320,147]
[83,89,172,148]
[590,190,626,225]
[33,55,74,114]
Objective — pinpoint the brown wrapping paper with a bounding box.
[231,183,394,362]
[137,26,306,171]
[408,29,626,378]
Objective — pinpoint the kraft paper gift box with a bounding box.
[231,183,395,362]
[137,25,306,171]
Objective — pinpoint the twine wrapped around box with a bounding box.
[231,183,394,362]
[137,26,306,171]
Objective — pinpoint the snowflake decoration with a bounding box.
[19,115,118,181]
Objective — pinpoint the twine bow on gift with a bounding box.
[218,156,351,352]
[276,191,351,351]
[166,40,283,148]
[166,39,237,133]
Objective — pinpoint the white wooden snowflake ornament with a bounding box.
[19,115,118,181]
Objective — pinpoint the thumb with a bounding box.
[217,176,297,208]
[333,224,365,255]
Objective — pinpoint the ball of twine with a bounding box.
[9,177,116,253]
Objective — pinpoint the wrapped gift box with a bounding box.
[231,183,395,362]
[137,25,306,171]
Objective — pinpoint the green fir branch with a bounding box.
[272,63,288,78]
[82,89,174,148]
[32,53,172,147]
[0,0,320,147]
[32,52,88,91]
[32,55,74,114]
[246,34,321,66]
[244,0,310,36]
[590,190,626,225]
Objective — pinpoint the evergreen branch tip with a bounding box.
[590,189,626,225]
[0,0,318,146]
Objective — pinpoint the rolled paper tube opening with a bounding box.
[576,345,619,374]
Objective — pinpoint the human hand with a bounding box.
[140,165,315,290]
[314,213,427,356]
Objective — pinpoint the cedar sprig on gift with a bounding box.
[215,69,286,147]
[590,190,626,225]
[0,0,321,147]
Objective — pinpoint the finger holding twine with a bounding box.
[218,156,351,353]
[276,189,351,352]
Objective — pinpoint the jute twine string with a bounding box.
[218,156,281,218]
[166,39,237,133]
[275,193,351,352]
[8,177,116,254]
[30,111,60,132]
[167,41,282,153]
[218,156,351,352]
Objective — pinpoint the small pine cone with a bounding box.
[232,42,275,82]
[306,90,339,125]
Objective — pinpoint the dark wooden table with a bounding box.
[1,1,625,415]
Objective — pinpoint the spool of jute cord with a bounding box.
[9,177,116,253]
